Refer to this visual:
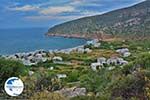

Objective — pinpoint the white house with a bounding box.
[87,41,95,45]
[116,48,129,54]
[94,43,101,48]
[107,57,118,65]
[97,57,107,64]
[87,39,98,45]
[84,48,92,53]
[7,55,18,60]
[116,48,131,57]
[90,62,103,71]
[53,56,63,61]
[107,57,128,66]
[22,59,36,66]
[48,67,54,70]
[34,54,47,62]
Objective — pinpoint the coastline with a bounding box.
[46,33,96,40]
[0,38,97,66]
[46,32,115,41]
[0,37,91,56]
[0,44,85,56]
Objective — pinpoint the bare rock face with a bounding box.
[56,87,86,98]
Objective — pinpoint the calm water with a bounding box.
[0,28,87,55]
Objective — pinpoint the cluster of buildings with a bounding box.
[48,39,100,54]
[2,40,131,70]
[90,48,131,71]
[2,50,49,66]
[90,56,129,71]
[77,47,92,53]
[75,39,101,53]
[49,39,99,54]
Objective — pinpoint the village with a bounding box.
[0,38,150,100]
[0,39,134,98]
[1,39,131,69]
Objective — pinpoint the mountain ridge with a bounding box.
[48,0,150,40]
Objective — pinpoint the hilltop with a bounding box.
[48,0,150,40]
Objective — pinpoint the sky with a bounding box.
[0,0,145,28]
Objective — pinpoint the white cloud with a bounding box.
[70,0,84,5]
[8,5,39,11]
[69,0,102,7]
[39,6,75,15]
[8,4,76,16]
[10,0,145,22]
[25,15,54,20]
[25,15,84,21]
[24,10,105,21]
[81,10,106,16]
[24,7,105,21]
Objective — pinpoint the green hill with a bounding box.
[48,0,150,39]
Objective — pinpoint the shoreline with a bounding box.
[0,37,92,56]
[0,37,99,66]
[0,44,85,56]
[46,32,115,41]
[46,33,97,40]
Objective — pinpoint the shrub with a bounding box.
[30,91,67,100]
[65,70,80,82]
[0,58,28,92]
[35,75,62,92]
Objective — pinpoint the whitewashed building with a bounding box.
[94,43,101,48]
[84,48,92,53]
[90,62,103,71]
[53,56,63,61]
[97,57,107,64]
[107,57,128,65]
[116,48,131,57]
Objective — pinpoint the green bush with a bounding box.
[65,70,80,82]
[35,75,62,92]
[0,58,28,92]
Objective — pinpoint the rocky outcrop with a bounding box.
[55,87,86,98]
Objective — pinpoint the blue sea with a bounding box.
[0,28,87,55]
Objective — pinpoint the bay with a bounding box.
[0,28,87,55]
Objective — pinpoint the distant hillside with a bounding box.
[48,0,150,39]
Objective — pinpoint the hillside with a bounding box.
[1,38,150,99]
[48,0,150,39]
